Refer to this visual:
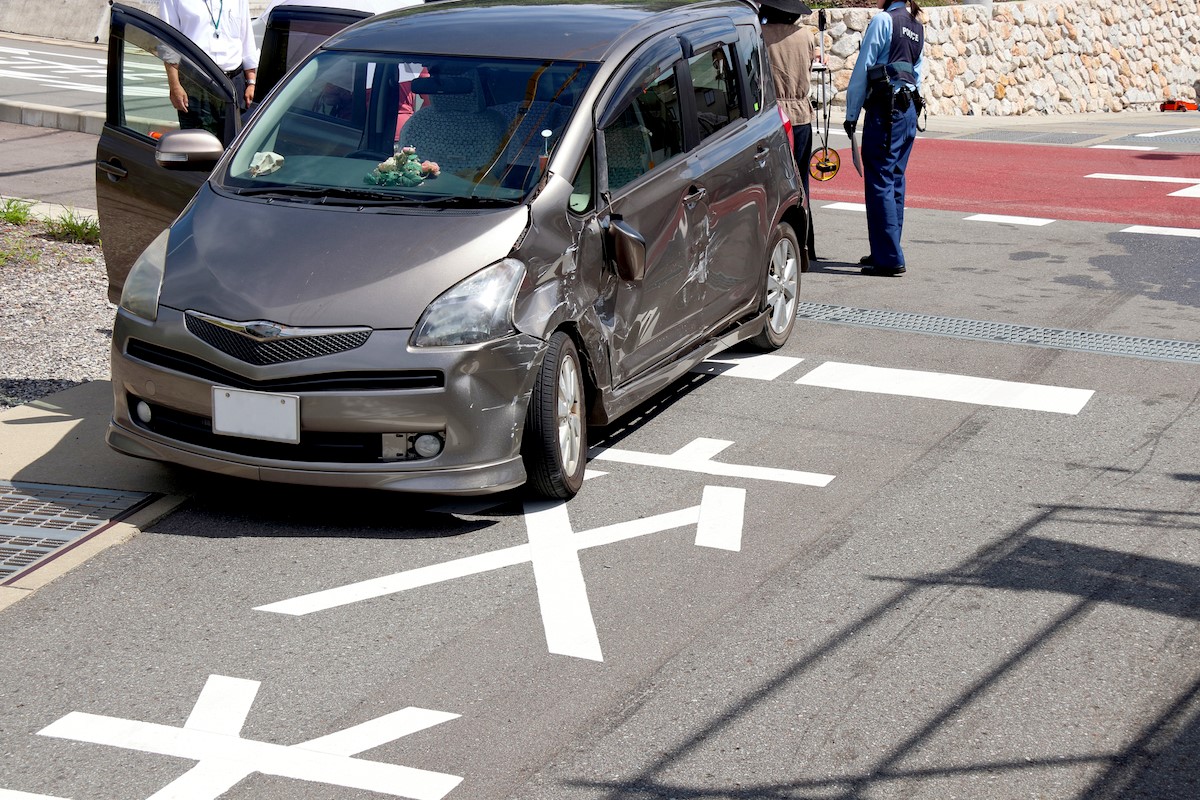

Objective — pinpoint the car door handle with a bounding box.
[754,145,770,163]
[683,187,707,205]
[98,160,128,181]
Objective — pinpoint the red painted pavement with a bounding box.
[809,138,1200,229]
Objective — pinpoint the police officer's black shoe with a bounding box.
[860,256,905,276]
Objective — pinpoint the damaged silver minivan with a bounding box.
[106,0,808,498]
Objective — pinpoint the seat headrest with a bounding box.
[411,75,473,95]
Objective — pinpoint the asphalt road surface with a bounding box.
[1,44,1200,799]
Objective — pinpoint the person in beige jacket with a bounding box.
[762,0,819,260]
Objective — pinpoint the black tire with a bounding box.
[522,331,587,499]
[750,222,801,351]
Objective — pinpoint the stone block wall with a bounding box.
[810,0,1200,116]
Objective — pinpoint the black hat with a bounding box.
[760,0,813,16]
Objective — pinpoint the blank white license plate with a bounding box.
[211,387,300,444]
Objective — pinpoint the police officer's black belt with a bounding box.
[224,67,244,78]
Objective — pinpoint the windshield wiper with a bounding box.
[234,185,326,198]
[232,185,412,204]
[407,195,521,208]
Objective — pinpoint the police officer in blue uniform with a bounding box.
[843,0,925,276]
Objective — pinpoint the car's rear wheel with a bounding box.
[522,331,586,499]
[750,222,800,351]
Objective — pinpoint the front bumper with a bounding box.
[108,306,547,495]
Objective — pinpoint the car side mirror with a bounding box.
[155,129,224,171]
[608,217,646,282]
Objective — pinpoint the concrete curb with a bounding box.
[1,196,98,224]
[0,98,104,136]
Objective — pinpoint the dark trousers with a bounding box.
[792,122,817,258]
[862,100,917,269]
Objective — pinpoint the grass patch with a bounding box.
[0,236,39,269]
[0,198,35,225]
[43,209,102,246]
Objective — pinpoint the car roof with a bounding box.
[262,0,427,17]
[322,0,758,62]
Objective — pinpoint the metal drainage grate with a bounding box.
[958,130,1098,146]
[796,302,1200,364]
[0,481,153,583]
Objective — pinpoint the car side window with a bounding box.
[602,62,683,191]
[118,24,229,142]
[736,25,765,114]
[570,144,595,214]
[689,43,742,141]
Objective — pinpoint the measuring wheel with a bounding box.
[809,147,840,182]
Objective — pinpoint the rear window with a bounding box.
[736,24,766,114]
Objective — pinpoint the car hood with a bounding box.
[159,185,529,329]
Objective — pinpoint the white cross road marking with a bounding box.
[258,487,749,660]
[1090,144,1158,151]
[693,353,804,380]
[1135,127,1200,138]
[1120,224,1200,238]
[526,500,604,661]
[796,362,1094,415]
[1085,172,1200,197]
[694,486,746,551]
[589,437,835,486]
[965,213,1055,226]
[38,675,462,800]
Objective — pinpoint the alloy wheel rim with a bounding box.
[767,237,798,335]
[557,354,583,475]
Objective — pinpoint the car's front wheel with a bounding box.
[751,222,800,351]
[522,331,587,499]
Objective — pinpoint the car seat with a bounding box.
[604,124,652,190]
[397,71,508,177]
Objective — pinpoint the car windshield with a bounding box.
[220,51,597,204]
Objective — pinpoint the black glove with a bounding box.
[843,119,857,137]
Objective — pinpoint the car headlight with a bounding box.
[411,258,526,347]
[119,229,170,322]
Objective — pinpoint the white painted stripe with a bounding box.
[965,213,1055,226]
[590,438,835,486]
[583,468,607,480]
[693,353,803,380]
[1169,183,1200,198]
[1090,144,1157,151]
[796,362,1094,414]
[524,501,603,662]
[302,708,460,757]
[184,675,259,736]
[261,505,702,616]
[255,544,533,615]
[822,202,866,212]
[694,486,745,551]
[1085,172,1199,184]
[0,790,70,800]
[672,438,735,461]
[40,713,462,800]
[1136,127,1200,138]
[1121,225,1200,238]
[574,507,701,550]
[146,762,248,800]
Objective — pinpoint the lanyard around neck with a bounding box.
[202,0,224,38]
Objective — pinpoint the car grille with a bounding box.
[184,312,371,365]
[125,340,444,393]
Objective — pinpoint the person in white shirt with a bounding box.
[159,0,259,135]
